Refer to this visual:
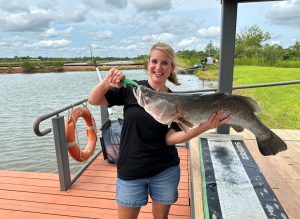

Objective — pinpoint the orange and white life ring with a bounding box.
[65,107,97,162]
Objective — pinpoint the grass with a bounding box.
[196,66,300,129]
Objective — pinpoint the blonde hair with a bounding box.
[148,42,181,86]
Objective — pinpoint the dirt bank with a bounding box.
[0,64,145,74]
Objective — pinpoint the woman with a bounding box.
[88,42,231,219]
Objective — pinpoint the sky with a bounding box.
[0,0,299,58]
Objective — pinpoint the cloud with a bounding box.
[196,26,220,39]
[0,0,30,13]
[266,0,300,28]
[0,1,89,32]
[61,4,88,23]
[92,30,113,41]
[42,27,74,37]
[177,37,199,47]
[104,0,128,9]
[43,28,59,37]
[0,35,26,49]
[0,7,53,32]
[142,33,174,43]
[64,27,74,34]
[27,39,71,48]
[150,16,201,35]
[132,0,172,12]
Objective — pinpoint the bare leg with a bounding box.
[118,205,140,219]
[152,200,171,219]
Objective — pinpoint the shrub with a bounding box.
[20,61,36,73]
[53,61,65,72]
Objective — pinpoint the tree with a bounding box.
[235,25,271,58]
[285,41,300,60]
[204,42,219,58]
[262,44,285,65]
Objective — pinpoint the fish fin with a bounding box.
[230,125,244,132]
[256,131,287,156]
[178,118,194,128]
[176,122,189,133]
[235,95,261,113]
[175,118,194,133]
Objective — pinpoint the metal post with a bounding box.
[101,106,109,125]
[217,0,238,134]
[52,116,71,191]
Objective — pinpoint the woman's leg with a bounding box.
[149,165,180,219]
[116,177,148,219]
[118,205,140,219]
[151,200,171,219]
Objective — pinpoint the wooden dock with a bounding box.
[0,129,299,218]
[0,148,190,219]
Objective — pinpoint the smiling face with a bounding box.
[147,49,175,87]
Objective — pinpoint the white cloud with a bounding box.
[266,0,300,28]
[177,37,199,47]
[28,39,71,48]
[132,0,172,12]
[44,28,59,37]
[93,30,113,41]
[0,7,53,31]
[150,16,201,35]
[196,26,220,39]
[42,27,74,37]
[142,33,174,43]
[0,0,30,12]
[63,27,74,34]
[104,0,128,9]
[0,36,25,49]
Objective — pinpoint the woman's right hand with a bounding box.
[88,68,125,106]
[104,68,126,88]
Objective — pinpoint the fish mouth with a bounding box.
[133,86,146,107]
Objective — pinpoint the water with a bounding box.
[0,70,212,173]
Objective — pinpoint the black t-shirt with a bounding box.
[105,80,181,180]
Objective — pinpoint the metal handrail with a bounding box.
[174,80,300,93]
[33,98,87,136]
[33,98,102,191]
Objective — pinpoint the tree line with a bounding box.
[1,25,299,73]
[177,25,300,68]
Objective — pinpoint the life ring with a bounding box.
[65,107,97,162]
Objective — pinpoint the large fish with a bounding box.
[133,85,287,156]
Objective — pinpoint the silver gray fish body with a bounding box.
[133,85,287,156]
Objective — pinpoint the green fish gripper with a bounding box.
[121,78,138,88]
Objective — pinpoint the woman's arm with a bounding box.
[88,68,125,106]
[165,110,232,145]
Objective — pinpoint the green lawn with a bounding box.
[232,66,300,129]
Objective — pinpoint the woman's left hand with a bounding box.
[198,110,232,131]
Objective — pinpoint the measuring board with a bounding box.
[194,133,288,219]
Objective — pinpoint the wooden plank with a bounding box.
[0,209,83,219]
[189,137,204,219]
[265,177,300,219]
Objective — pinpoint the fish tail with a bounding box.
[256,131,287,156]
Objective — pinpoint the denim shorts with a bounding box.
[116,165,180,208]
